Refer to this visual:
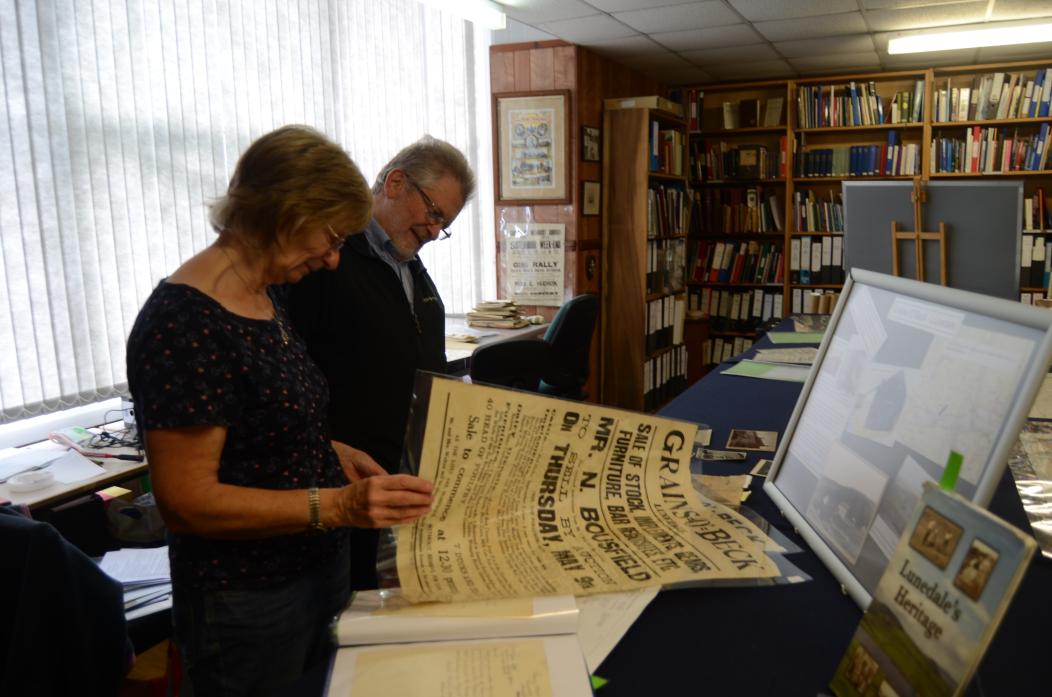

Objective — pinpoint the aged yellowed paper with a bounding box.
[396,379,779,603]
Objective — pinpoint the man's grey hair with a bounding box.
[373,135,476,201]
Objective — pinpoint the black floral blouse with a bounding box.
[126,281,348,591]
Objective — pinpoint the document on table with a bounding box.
[766,331,824,344]
[575,587,659,672]
[753,347,818,365]
[721,359,811,383]
[49,450,106,484]
[100,545,170,585]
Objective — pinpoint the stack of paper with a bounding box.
[329,590,598,696]
[100,546,172,620]
[466,300,528,329]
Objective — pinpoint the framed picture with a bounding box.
[582,181,600,216]
[581,125,600,162]
[493,90,571,205]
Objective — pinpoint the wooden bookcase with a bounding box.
[600,102,689,411]
[680,59,1052,373]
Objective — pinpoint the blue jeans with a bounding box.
[173,550,350,696]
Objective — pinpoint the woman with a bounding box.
[126,125,433,695]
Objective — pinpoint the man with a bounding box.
[287,135,475,587]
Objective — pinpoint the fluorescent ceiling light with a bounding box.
[888,22,1052,54]
[416,0,507,30]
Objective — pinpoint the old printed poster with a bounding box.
[503,222,564,306]
[396,378,780,603]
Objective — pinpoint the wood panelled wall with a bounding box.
[490,40,662,401]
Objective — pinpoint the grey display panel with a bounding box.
[842,180,1022,301]
[764,268,1052,608]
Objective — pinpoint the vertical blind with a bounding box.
[0,0,494,423]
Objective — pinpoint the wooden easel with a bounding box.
[891,178,947,285]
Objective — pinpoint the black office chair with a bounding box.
[538,293,599,400]
[469,338,552,392]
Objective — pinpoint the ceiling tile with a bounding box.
[651,23,766,51]
[538,13,639,43]
[499,0,602,25]
[492,18,558,45]
[584,0,692,11]
[613,1,741,33]
[988,0,1052,21]
[977,41,1052,62]
[726,0,859,22]
[586,35,670,57]
[861,0,976,8]
[789,51,882,74]
[659,65,714,85]
[775,34,876,58]
[754,12,867,42]
[864,2,988,32]
[703,58,796,80]
[627,52,697,70]
[681,42,780,65]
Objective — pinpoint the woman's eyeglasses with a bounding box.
[325,224,350,252]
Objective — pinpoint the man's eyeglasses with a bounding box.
[325,224,351,253]
[406,177,452,240]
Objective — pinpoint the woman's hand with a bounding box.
[331,440,386,481]
[329,474,434,528]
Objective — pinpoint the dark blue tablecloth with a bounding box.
[596,320,1051,697]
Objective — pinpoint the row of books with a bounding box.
[1021,291,1050,305]
[702,139,786,181]
[645,238,686,295]
[1024,188,1050,231]
[643,344,688,412]
[796,79,924,127]
[699,335,754,367]
[790,287,837,315]
[719,97,784,129]
[650,121,684,175]
[692,239,784,285]
[930,124,1051,174]
[932,68,1052,123]
[647,183,689,237]
[690,287,784,333]
[794,190,845,233]
[791,235,846,285]
[690,186,784,235]
[1021,235,1052,289]
[796,133,921,177]
[645,294,685,356]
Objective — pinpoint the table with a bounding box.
[444,318,547,374]
[0,425,147,510]
[594,320,1050,696]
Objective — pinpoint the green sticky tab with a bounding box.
[940,451,963,491]
[591,675,608,690]
[723,361,773,378]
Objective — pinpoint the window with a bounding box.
[0,0,494,424]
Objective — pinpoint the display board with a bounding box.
[842,181,1023,301]
[764,268,1052,607]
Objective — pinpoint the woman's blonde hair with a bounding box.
[209,125,372,247]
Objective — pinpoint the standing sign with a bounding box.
[504,222,565,307]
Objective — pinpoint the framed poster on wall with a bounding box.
[494,90,571,205]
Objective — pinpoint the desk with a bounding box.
[0,426,146,510]
[594,320,1050,696]
[444,318,548,374]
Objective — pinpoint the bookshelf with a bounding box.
[684,80,789,370]
[600,101,689,411]
[678,59,1052,371]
